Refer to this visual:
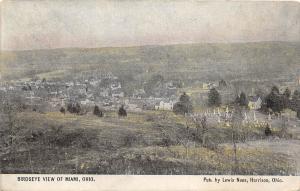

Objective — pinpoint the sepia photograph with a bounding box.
[0,0,300,182]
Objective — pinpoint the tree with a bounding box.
[265,86,284,113]
[118,105,127,117]
[265,124,272,136]
[291,90,300,112]
[283,88,291,98]
[0,94,26,149]
[60,107,66,114]
[292,90,300,100]
[93,105,103,117]
[231,105,243,174]
[208,88,221,107]
[292,90,300,119]
[67,102,81,114]
[283,88,291,109]
[235,92,248,106]
[191,115,208,146]
[219,79,227,88]
[271,86,280,94]
[173,92,193,115]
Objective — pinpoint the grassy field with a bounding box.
[1,110,298,175]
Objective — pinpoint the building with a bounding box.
[99,88,110,97]
[112,91,124,98]
[155,100,174,111]
[111,82,121,90]
[248,96,262,110]
[133,89,146,99]
[202,82,217,90]
[80,99,94,106]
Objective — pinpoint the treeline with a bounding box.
[60,102,127,117]
[173,86,300,119]
[263,86,300,118]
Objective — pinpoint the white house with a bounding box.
[89,80,100,87]
[126,103,142,112]
[248,96,262,110]
[8,86,15,90]
[155,101,174,111]
[80,99,94,106]
[112,91,124,98]
[0,87,7,92]
[202,82,217,90]
[111,82,121,90]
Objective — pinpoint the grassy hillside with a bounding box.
[1,110,296,175]
[1,42,299,82]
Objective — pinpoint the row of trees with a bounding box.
[173,86,300,119]
[173,88,222,115]
[61,103,127,117]
[234,86,300,114]
[264,86,299,115]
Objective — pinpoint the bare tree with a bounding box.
[0,93,30,174]
[231,105,243,174]
[189,114,208,147]
[1,94,25,148]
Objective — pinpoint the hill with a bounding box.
[1,41,299,82]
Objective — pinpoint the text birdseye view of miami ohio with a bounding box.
[0,1,300,175]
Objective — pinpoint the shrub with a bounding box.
[93,105,103,117]
[60,107,66,114]
[173,92,193,115]
[265,125,272,136]
[118,105,127,117]
[67,102,81,114]
[208,88,221,107]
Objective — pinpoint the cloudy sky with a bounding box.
[1,0,300,50]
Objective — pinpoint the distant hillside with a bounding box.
[1,41,299,82]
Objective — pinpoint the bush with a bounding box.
[67,102,81,114]
[173,102,189,115]
[118,105,127,117]
[235,92,248,106]
[208,88,221,107]
[173,92,193,115]
[265,125,272,136]
[60,107,66,114]
[93,105,103,117]
[265,86,284,113]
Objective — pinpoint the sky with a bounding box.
[1,0,300,50]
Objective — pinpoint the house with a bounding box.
[0,87,7,92]
[111,82,121,90]
[126,103,142,112]
[248,96,262,110]
[8,86,15,91]
[166,81,177,90]
[80,99,94,106]
[89,80,100,87]
[99,88,110,97]
[49,97,63,108]
[103,99,113,107]
[112,90,124,98]
[133,89,146,99]
[66,82,74,87]
[155,100,174,111]
[202,82,217,90]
